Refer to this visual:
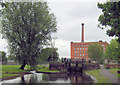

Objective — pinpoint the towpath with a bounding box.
[100,65,119,84]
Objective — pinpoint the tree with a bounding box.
[40,47,59,62]
[97,1,120,43]
[0,2,57,70]
[104,39,120,62]
[87,44,103,63]
[0,51,7,64]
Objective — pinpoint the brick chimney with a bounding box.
[81,23,84,42]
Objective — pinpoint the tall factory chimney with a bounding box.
[81,23,84,42]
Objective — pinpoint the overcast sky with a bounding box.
[0,0,115,58]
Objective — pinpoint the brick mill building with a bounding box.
[71,23,109,61]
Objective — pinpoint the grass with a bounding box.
[1,65,29,74]
[0,64,57,79]
[85,69,107,83]
[0,65,30,79]
[1,74,19,78]
[108,68,120,78]
[0,64,59,79]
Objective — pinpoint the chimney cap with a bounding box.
[81,23,84,26]
[99,40,102,42]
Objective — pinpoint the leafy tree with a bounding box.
[8,54,17,62]
[104,39,120,62]
[97,1,120,43]
[40,47,59,62]
[0,51,7,64]
[0,2,57,70]
[87,44,103,63]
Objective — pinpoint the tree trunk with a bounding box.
[19,62,26,70]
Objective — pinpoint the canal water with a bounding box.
[2,72,93,84]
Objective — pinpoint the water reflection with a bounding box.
[42,73,93,83]
[2,73,93,84]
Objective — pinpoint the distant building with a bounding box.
[71,23,109,61]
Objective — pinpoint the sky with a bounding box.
[0,0,115,58]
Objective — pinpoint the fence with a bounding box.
[105,64,120,68]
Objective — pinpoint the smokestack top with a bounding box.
[81,23,84,26]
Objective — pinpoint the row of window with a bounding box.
[74,44,106,48]
[74,44,88,47]
[75,48,87,50]
[75,51,87,53]
[75,54,87,57]
[74,57,89,59]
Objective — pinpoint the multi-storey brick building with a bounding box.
[71,23,109,61]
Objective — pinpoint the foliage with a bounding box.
[0,51,7,64]
[7,54,17,63]
[0,2,57,69]
[40,47,59,62]
[87,44,103,62]
[97,2,120,43]
[37,67,59,73]
[104,39,120,61]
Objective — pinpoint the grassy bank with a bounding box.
[2,65,29,74]
[108,68,120,78]
[1,74,19,78]
[1,65,30,79]
[85,69,108,83]
[1,64,58,79]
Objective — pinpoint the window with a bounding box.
[85,48,87,50]
[77,54,79,56]
[83,54,84,56]
[75,57,76,59]
[77,51,79,53]
[77,48,79,50]
[75,51,76,53]
[83,48,84,50]
[85,51,87,53]
[80,48,81,50]
[80,51,81,53]
[75,54,76,56]
[83,45,84,47]
[83,51,84,53]
[75,48,76,50]
[77,45,79,47]
[74,45,76,47]
[85,45,87,47]
[80,54,81,56]
[80,45,81,47]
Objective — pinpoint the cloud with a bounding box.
[48,0,114,58]
[54,39,71,58]
[0,0,114,58]
[0,35,8,53]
